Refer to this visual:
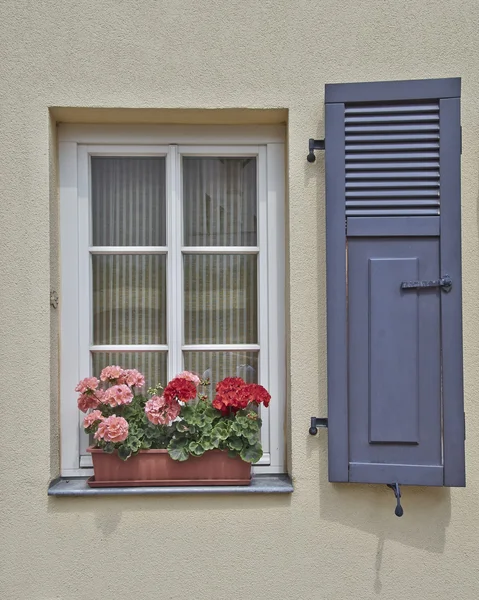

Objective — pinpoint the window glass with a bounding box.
[183,157,257,246]
[92,254,167,345]
[183,254,257,345]
[91,157,166,246]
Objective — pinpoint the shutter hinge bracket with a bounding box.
[307,139,325,163]
[387,483,404,517]
[309,417,328,435]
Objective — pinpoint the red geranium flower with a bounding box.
[163,377,197,403]
[215,377,245,394]
[242,383,271,408]
[212,377,271,413]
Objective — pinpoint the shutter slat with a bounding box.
[346,152,439,160]
[346,171,439,180]
[345,114,438,124]
[346,143,439,151]
[346,208,439,216]
[346,200,440,207]
[346,161,440,170]
[346,134,439,142]
[345,103,439,114]
[346,181,439,189]
[346,189,439,198]
[346,124,439,132]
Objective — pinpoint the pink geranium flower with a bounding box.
[94,415,129,443]
[176,370,201,387]
[83,410,104,429]
[75,377,99,394]
[100,365,125,382]
[122,369,145,388]
[102,384,133,407]
[77,393,101,413]
[145,395,181,425]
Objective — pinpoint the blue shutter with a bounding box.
[325,78,465,486]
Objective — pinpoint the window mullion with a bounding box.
[167,145,183,379]
[257,146,270,458]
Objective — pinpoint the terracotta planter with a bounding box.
[87,447,252,487]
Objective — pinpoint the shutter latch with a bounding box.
[309,417,328,435]
[400,274,452,293]
[387,483,404,517]
[307,138,325,163]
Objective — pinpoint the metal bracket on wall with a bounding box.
[306,138,325,163]
[309,417,328,435]
[387,483,404,517]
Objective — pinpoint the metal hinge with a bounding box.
[307,139,325,163]
[309,417,328,435]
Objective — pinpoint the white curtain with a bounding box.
[90,157,167,388]
[183,157,259,393]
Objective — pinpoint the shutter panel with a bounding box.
[325,78,465,487]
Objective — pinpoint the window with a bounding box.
[59,125,286,476]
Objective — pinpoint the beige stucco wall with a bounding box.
[1,1,479,598]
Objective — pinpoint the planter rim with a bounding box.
[87,447,229,456]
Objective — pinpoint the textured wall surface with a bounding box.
[1,1,479,599]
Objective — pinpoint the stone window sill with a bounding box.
[48,474,293,496]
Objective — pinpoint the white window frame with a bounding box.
[59,125,286,477]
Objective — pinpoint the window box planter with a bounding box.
[87,447,252,487]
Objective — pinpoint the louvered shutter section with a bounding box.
[324,78,465,487]
[345,102,440,217]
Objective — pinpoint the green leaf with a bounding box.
[200,438,213,451]
[240,442,263,463]
[211,421,230,440]
[103,442,115,454]
[227,437,243,452]
[188,441,206,456]
[245,432,259,445]
[118,445,132,461]
[168,446,190,461]
[210,435,221,449]
[128,436,141,452]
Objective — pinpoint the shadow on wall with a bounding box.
[306,115,451,556]
[316,448,451,554]
[316,448,451,593]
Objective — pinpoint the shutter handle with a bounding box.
[387,483,404,517]
[400,275,452,293]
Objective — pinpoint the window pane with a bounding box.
[184,351,258,399]
[92,352,167,390]
[91,157,166,246]
[184,254,257,344]
[183,157,257,246]
[93,255,166,345]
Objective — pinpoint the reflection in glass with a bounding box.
[184,351,258,399]
[183,157,257,246]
